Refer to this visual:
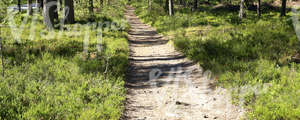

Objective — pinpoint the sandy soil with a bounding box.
[122,6,244,120]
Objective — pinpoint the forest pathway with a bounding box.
[122,6,243,120]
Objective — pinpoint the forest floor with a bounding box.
[122,6,243,120]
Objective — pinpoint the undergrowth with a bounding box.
[0,0,128,119]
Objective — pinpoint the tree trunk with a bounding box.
[40,0,44,10]
[36,0,43,12]
[257,0,261,17]
[239,0,245,19]
[18,0,21,12]
[89,0,94,15]
[165,0,169,13]
[36,0,40,11]
[28,0,33,15]
[245,0,251,8]
[169,0,174,16]
[64,0,74,24]
[281,0,286,16]
[59,0,63,11]
[179,0,183,5]
[43,0,58,29]
[169,0,172,16]
[59,0,62,7]
[172,0,174,14]
[107,0,110,5]
[193,0,198,11]
[0,27,5,77]
[148,0,152,11]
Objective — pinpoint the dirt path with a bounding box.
[122,6,243,120]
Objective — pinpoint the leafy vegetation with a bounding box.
[0,0,128,119]
[131,0,300,119]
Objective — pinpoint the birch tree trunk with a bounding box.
[148,0,152,11]
[169,0,173,16]
[43,0,58,29]
[239,0,245,19]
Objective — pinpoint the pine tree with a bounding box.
[64,0,75,24]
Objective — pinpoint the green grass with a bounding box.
[0,0,128,119]
[131,0,300,119]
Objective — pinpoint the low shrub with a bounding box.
[0,0,129,119]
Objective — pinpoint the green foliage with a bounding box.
[174,20,297,74]
[0,1,10,22]
[0,0,128,119]
[1,53,125,119]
